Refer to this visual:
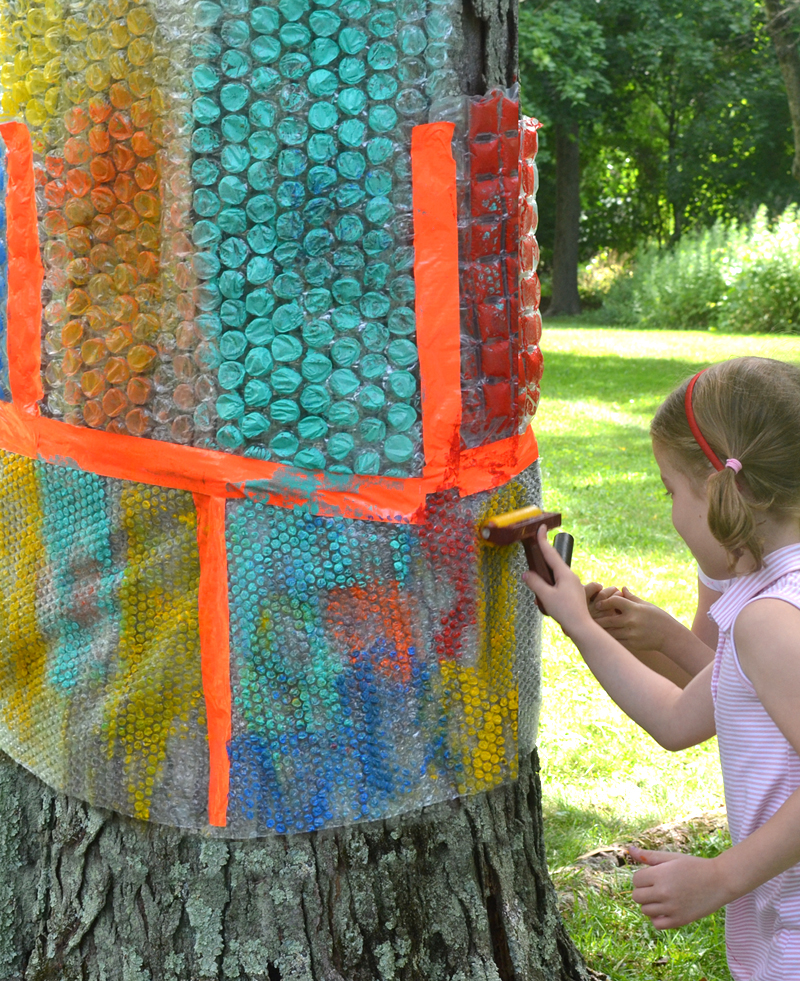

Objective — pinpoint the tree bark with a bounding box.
[547,121,582,318]
[0,745,590,981]
[460,0,519,93]
[764,0,800,182]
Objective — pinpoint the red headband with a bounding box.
[684,371,725,472]
[684,371,743,474]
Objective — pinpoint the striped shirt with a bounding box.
[710,542,800,980]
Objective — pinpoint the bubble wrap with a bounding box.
[225,469,541,834]
[0,0,470,474]
[0,449,540,833]
[0,137,8,400]
[0,451,209,827]
[0,0,544,835]
[431,90,542,448]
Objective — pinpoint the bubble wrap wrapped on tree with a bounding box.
[0,0,543,836]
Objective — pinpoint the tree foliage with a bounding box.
[601,205,800,332]
[520,0,799,268]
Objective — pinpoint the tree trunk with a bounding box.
[0,0,594,977]
[0,744,589,981]
[764,0,800,182]
[547,122,582,317]
[666,109,685,243]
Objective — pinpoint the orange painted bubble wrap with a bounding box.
[0,0,543,836]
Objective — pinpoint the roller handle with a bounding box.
[553,532,574,567]
[522,532,574,586]
[522,536,554,586]
[524,531,575,617]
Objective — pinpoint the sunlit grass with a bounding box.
[535,326,800,979]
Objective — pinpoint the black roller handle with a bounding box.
[553,532,574,567]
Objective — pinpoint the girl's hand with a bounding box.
[523,527,594,636]
[593,587,672,653]
[627,845,732,929]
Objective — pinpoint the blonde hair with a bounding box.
[650,357,800,569]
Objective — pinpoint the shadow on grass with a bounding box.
[540,802,731,980]
[542,801,649,865]
[541,352,712,405]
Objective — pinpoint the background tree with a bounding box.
[518,1,609,316]
[763,0,800,181]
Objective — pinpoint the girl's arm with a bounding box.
[692,577,721,650]
[629,596,800,929]
[526,528,716,751]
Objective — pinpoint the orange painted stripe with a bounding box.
[0,401,538,520]
[193,493,232,828]
[411,122,462,476]
[2,121,43,414]
[459,427,539,497]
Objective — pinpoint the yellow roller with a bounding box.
[481,504,542,530]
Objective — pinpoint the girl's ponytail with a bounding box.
[651,357,800,571]
[706,466,762,570]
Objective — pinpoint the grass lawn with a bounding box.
[534,324,800,980]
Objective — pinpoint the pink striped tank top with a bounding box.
[710,543,800,980]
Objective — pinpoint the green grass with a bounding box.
[535,326,800,980]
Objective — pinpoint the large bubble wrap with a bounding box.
[0,0,544,836]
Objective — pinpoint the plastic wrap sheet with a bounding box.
[213,466,542,834]
[0,450,209,826]
[0,0,546,835]
[0,138,8,400]
[430,90,542,450]
[459,88,521,447]
[0,447,540,835]
[518,115,543,430]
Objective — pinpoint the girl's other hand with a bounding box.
[593,587,672,653]
[627,845,732,929]
[585,582,622,621]
[523,527,593,636]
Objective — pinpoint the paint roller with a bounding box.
[480,505,574,614]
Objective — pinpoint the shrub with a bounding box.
[598,206,800,332]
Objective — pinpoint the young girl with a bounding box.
[526,357,800,979]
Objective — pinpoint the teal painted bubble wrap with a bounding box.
[188,0,460,474]
[0,0,463,474]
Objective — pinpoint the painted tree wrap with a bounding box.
[0,0,544,837]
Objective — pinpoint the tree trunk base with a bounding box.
[0,748,589,981]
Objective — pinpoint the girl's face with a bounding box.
[652,442,732,580]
